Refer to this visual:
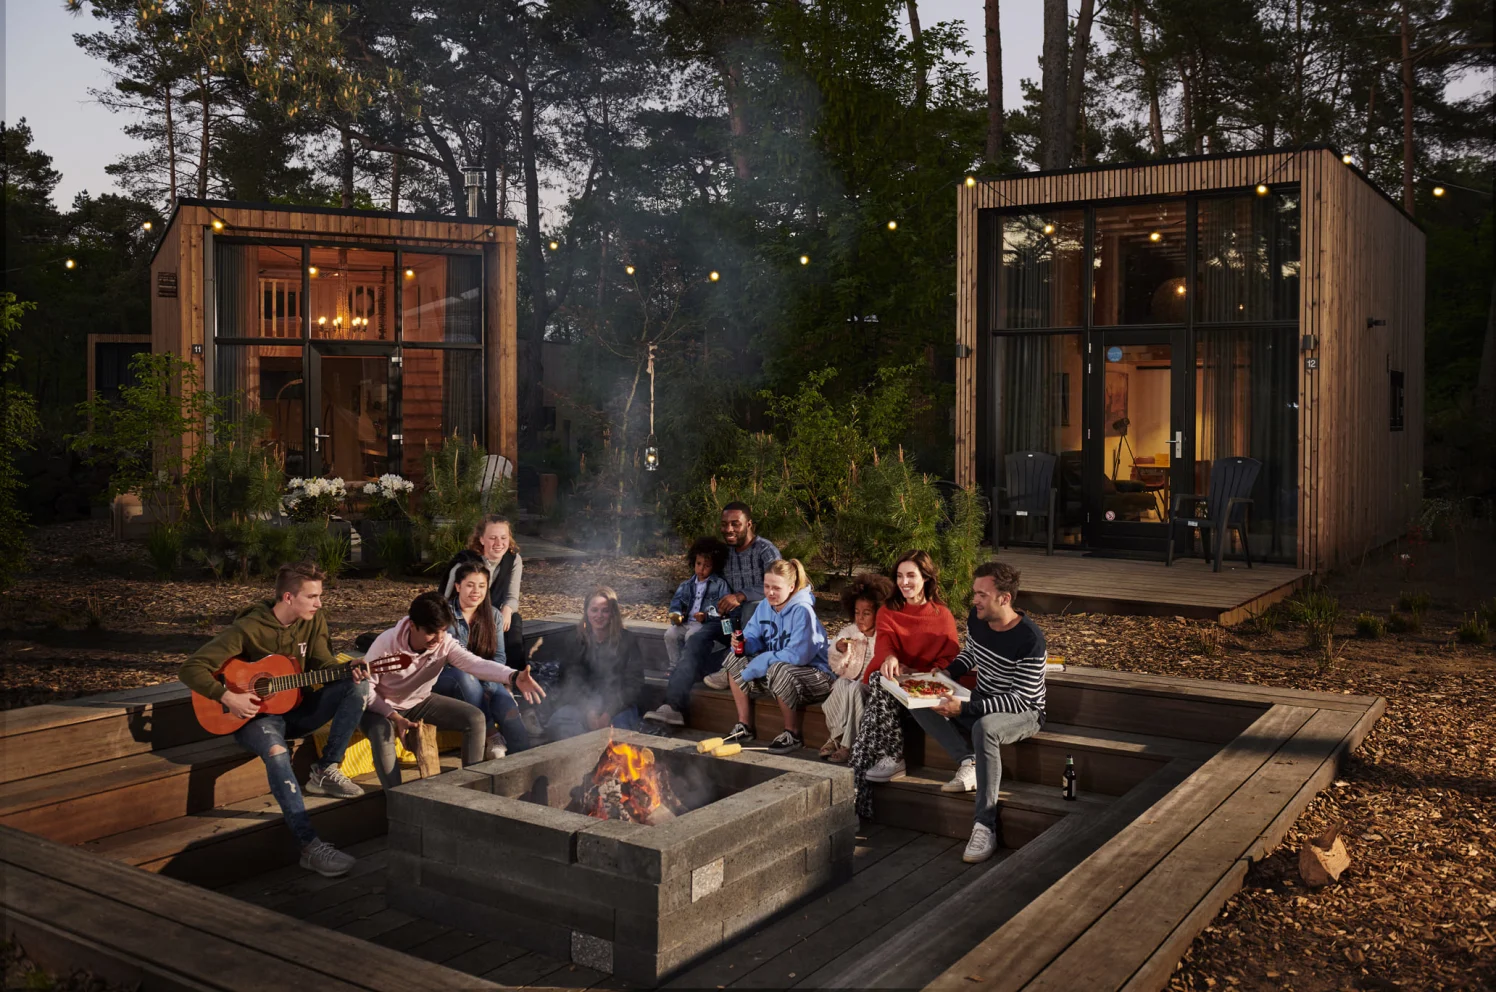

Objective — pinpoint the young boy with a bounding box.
[664,537,731,668]
[360,592,546,789]
[179,562,370,878]
[910,560,1047,864]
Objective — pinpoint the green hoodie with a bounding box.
[178,600,339,702]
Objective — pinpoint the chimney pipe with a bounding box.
[462,163,483,218]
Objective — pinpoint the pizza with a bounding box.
[899,675,951,698]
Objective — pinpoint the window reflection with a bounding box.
[402,253,483,343]
[1196,192,1300,322]
[991,333,1085,544]
[1092,201,1188,325]
[308,247,396,341]
[995,211,1084,329]
[215,244,303,339]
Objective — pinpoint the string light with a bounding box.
[548,240,559,250]
[965,176,976,187]
[887,220,897,231]
[308,266,319,276]
[65,258,76,269]
[1149,231,1161,242]
[142,221,153,231]
[709,271,720,282]
[1432,186,1446,197]
[1342,154,1354,165]
[1043,224,1055,235]
[1175,284,1186,296]
[625,264,635,275]
[404,268,415,278]
[1255,184,1269,196]
[799,255,810,266]
[212,219,225,230]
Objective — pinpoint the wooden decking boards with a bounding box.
[0,654,1382,991]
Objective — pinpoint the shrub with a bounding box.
[146,524,182,578]
[1456,614,1491,645]
[1387,611,1422,634]
[0,294,40,591]
[1355,613,1386,638]
[1478,598,1496,628]
[1396,590,1432,614]
[937,483,988,610]
[314,531,351,583]
[362,474,415,521]
[374,525,415,577]
[420,435,517,567]
[1240,606,1280,636]
[283,477,347,523]
[1285,589,1342,667]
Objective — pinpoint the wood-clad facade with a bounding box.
[149,200,518,479]
[956,147,1424,572]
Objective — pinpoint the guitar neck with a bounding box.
[264,665,351,697]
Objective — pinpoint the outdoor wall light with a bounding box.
[1175,284,1187,296]
[709,271,720,282]
[548,240,560,250]
[1255,184,1270,196]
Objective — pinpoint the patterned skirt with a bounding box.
[848,683,906,819]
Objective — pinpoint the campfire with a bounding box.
[579,739,689,825]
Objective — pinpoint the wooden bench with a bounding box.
[0,825,501,992]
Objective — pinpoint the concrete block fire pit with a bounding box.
[385,729,856,985]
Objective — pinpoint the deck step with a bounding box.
[0,734,298,845]
[871,767,1108,846]
[0,682,206,785]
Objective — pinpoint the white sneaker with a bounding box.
[942,758,977,793]
[305,764,364,799]
[963,822,998,863]
[863,756,905,782]
[300,838,356,877]
[703,670,731,691]
[644,704,685,727]
[485,733,508,760]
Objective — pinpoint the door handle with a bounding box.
[1169,431,1184,458]
[313,428,330,453]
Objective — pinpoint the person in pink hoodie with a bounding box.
[361,592,545,788]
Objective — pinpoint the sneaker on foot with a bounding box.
[942,757,977,793]
[963,822,998,863]
[485,732,508,760]
[729,721,754,743]
[702,670,731,691]
[864,756,905,782]
[300,838,356,878]
[644,703,685,727]
[767,730,803,755]
[305,764,364,799]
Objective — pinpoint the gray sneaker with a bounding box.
[703,670,731,691]
[305,764,364,799]
[300,838,355,877]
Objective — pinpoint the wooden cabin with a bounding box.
[149,200,518,480]
[955,146,1424,572]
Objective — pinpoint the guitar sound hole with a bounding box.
[253,676,274,697]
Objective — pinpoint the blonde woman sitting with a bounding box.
[723,559,831,755]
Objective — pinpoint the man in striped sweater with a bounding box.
[912,560,1046,863]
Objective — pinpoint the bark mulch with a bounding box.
[2,521,1492,991]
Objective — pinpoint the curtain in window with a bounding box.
[444,255,483,343]
[442,349,483,444]
[994,212,1084,329]
[1196,193,1300,323]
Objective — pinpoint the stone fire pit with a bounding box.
[385,729,856,985]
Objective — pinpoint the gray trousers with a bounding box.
[663,621,702,666]
[822,678,868,747]
[911,708,1041,830]
[361,693,487,791]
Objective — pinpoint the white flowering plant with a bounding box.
[361,473,416,520]
[282,476,347,522]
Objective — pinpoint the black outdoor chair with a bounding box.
[1166,456,1262,572]
[994,451,1058,555]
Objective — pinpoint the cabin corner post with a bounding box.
[484,233,519,467]
[955,182,979,490]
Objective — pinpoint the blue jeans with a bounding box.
[232,678,371,846]
[546,704,642,742]
[432,666,531,752]
[663,607,740,713]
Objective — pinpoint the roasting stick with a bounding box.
[711,743,773,756]
[695,727,750,753]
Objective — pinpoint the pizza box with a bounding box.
[879,670,971,709]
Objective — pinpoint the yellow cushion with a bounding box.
[312,725,467,779]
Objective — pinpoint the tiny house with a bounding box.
[955,147,1424,572]
[149,199,518,480]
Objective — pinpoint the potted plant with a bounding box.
[357,473,416,573]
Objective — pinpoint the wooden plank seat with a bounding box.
[0,824,502,992]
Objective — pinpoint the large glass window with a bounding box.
[995,211,1085,329]
[1093,201,1188,325]
[402,253,483,343]
[216,244,303,339]
[990,333,1085,545]
[1194,326,1298,561]
[401,348,484,479]
[215,343,307,477]
[309,247,396,341]
[1196,192,1300,322]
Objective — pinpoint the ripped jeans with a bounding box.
[232,678,371,846]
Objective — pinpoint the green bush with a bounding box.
[0,294,40,591]
[1478,598,1496,628]
[1355,613,1386,638]
[1396,590,1433,614]
[937,484,989,611]
[1285,589,1342,667]
[145,524,183,578]
[1387,610,1422,634]
[1456,614,1491,645]
[315,531,351,583]
[419,435,516,569]
[374,525,415,577]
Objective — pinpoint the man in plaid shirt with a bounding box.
[645,502,780,726]
[912,560,1046,864]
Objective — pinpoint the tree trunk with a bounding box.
[723,58,751,180]
[1292,0,1304,144]
[519,80,548,444]
[1130,3,1165,156]
[339,126,354,209]
[196,70,209,197]
[1399,4,1415,215]
[907,0,927,107]
[1060,0,1097,162]
[419,117,468,215]
[164,81,177,202]
[1039,0,1069,169]
[390,107,403,211]
[483,125,498,221]
[1178,58,1196,153]
[1362,76,1378,166]
[1476,279,1496,423]
[984,0,1003,163]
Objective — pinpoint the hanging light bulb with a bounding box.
[1149,231,1161,242]
[1175,284,1187,296]
[644,441,660,472]
[1043,223,1055,235]
[404,268,415,278]
[887,220,897,231]
[1432,186,1446,197]
[1255,184,1269,196]
[548,240,559,250]
[308,266,319,276]
[1342,154,1354,165]
[212,219,225,230]
[799,255,810,266]
[625,264,635,275]
[142,221,153,231]
[964,176,976,187]
[65,258,76,269]
[709,271,720,282]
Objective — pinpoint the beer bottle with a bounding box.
[1062,755,1077,801]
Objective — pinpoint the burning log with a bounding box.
[581,740,688,825]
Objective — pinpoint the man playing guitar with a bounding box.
[178,561,371,877]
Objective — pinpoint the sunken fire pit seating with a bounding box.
[383,728,856,985]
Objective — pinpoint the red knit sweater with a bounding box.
[863,599,960,683]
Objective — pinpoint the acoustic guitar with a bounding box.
[190,652,411,735]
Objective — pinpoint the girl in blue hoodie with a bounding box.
[723,558,831,754]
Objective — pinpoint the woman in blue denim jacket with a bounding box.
[432,561,531,757]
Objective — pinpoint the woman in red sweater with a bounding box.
[849,550,959,818]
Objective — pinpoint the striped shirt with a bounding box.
[722,536,781,606]
[946,610,1047,720]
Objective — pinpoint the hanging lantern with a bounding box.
[644,439,660,472]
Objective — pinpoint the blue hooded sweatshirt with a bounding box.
[739,585,830,681]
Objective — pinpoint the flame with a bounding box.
[584,740,676,823]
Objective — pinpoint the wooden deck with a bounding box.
[1000,547,1310,623]
[0,625,1381,992]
